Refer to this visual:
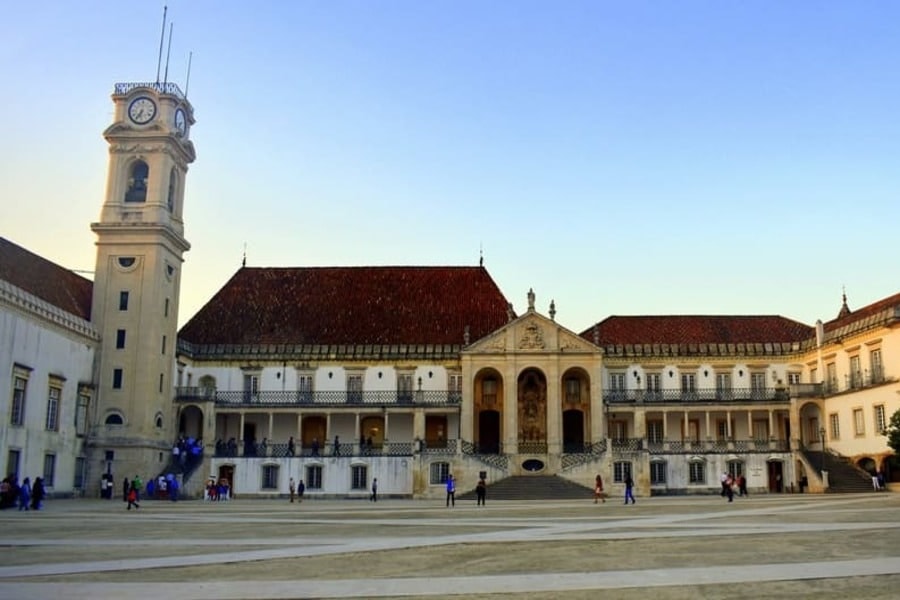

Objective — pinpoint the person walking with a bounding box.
[122,476,130,502]
[725,474,734,503]
[297,479,305,502]
[624,475,635,504]
[18,477,31,511]
[370,478,378,502]
[446,474,456,507]
[289,477,296,503]
[126,481,140,510]
[738,474,748,497]
[594,474,606,504]
[476,477,487,506]
[31,477,45,510]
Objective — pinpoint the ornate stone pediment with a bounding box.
[465,313,598,355]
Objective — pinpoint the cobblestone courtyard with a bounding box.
[1,492,899,599]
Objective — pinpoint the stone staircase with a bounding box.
[802,450,874,493]
[458,475,593,501]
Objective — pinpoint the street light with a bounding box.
[819,426,827,478]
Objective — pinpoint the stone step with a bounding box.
[458,475,593,501]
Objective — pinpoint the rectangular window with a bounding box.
[650,461,666,484]
[43,454,56,486]
[608,420,627,440]
[6,449,20,479]
[613,461,632,483]
[826,363,838,393]
[829,413,840,440]
[808,418,820,444]
[750,372,766,400]
[75,393,89,436]
[481,378,497,405]
[397,373,413,403]
[74,456,86,489]
[161,335,167,355]
[448,373,462,403]
[752,420,769,441]
[116,329,126,349]
[347,374,363,404]
[261,465,279,489]
[45,386,60,431]
[853,408,865,436]
[119,291,129,311]
[243,373,259,402]
[681,373,696,398]
[298,375,313,402]
[159,373,164,393]
[646,373,661,401]
[689,462,705,484]
[306,465,322,489]
[647,420,663,444]
[787,372,801,385]
[351,465,368,490]
[429,462,450,485]
[727,461,744,478]
[871,349,883,383]
[875,405,886,434]
[716,372,732,398]
[810,367,818,383]
[684,419,700,443]
[113,369,123,389]
[849,355,861,388]
[608,372,626,402]
[565,378,580,403]
[164,297,170,318]
[716,419,734,440]
[10,376,27,426]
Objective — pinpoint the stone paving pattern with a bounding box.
[1,492,898,599]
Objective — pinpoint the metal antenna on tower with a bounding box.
[156,5,168,84]
[184,51,193,98]
[163,22,174,86]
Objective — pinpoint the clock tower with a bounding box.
[89,82,196,488]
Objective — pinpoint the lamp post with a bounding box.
[819,426,827,478]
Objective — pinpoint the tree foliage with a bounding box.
[887,409,900,455]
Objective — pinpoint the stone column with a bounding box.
[546,363,560,455]
[505,363,518,455]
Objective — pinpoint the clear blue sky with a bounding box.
[2,1,898,332]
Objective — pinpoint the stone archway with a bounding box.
[561,367,591,452]
[474,368,503,453]
[178,405,204,440]
[517,368,547,451]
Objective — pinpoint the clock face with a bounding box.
[128,96,157,125]
[174,108,187,136]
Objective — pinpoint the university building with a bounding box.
[1,79,898,499]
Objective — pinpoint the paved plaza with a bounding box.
[1,491,899,599]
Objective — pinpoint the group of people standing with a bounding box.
[0,475,45,510]
[720,472,748,502]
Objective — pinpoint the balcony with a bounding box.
[175,388,462,407]
[603,387,789,405]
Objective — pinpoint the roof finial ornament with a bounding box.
[527,288,535,312]
[549,299,556,321]
[463,325,470,346]
[479,243,483,267]
[242,242,247,268]
[837,285,851,319]
[507,302,515,322]
[592,325,600,346]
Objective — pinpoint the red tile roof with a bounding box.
[0,237,93,320]
[581,315,814,346]
[823,292,900,334]
[178,266,512,346]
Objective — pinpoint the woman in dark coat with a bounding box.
[31,477,45,510]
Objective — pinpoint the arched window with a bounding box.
[105,413,124,425]
[155,412,164,428]
[167,167,176,211]
[124,160,149,202]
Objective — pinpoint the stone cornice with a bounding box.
[0,280,100,342]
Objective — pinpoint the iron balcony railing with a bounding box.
[603,387,788,404]
[794,366,890,398]
[647,438,790,454]
[114,81,185,99]
[176,388,462,407]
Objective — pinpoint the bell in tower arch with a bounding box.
[124,160,149,203]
